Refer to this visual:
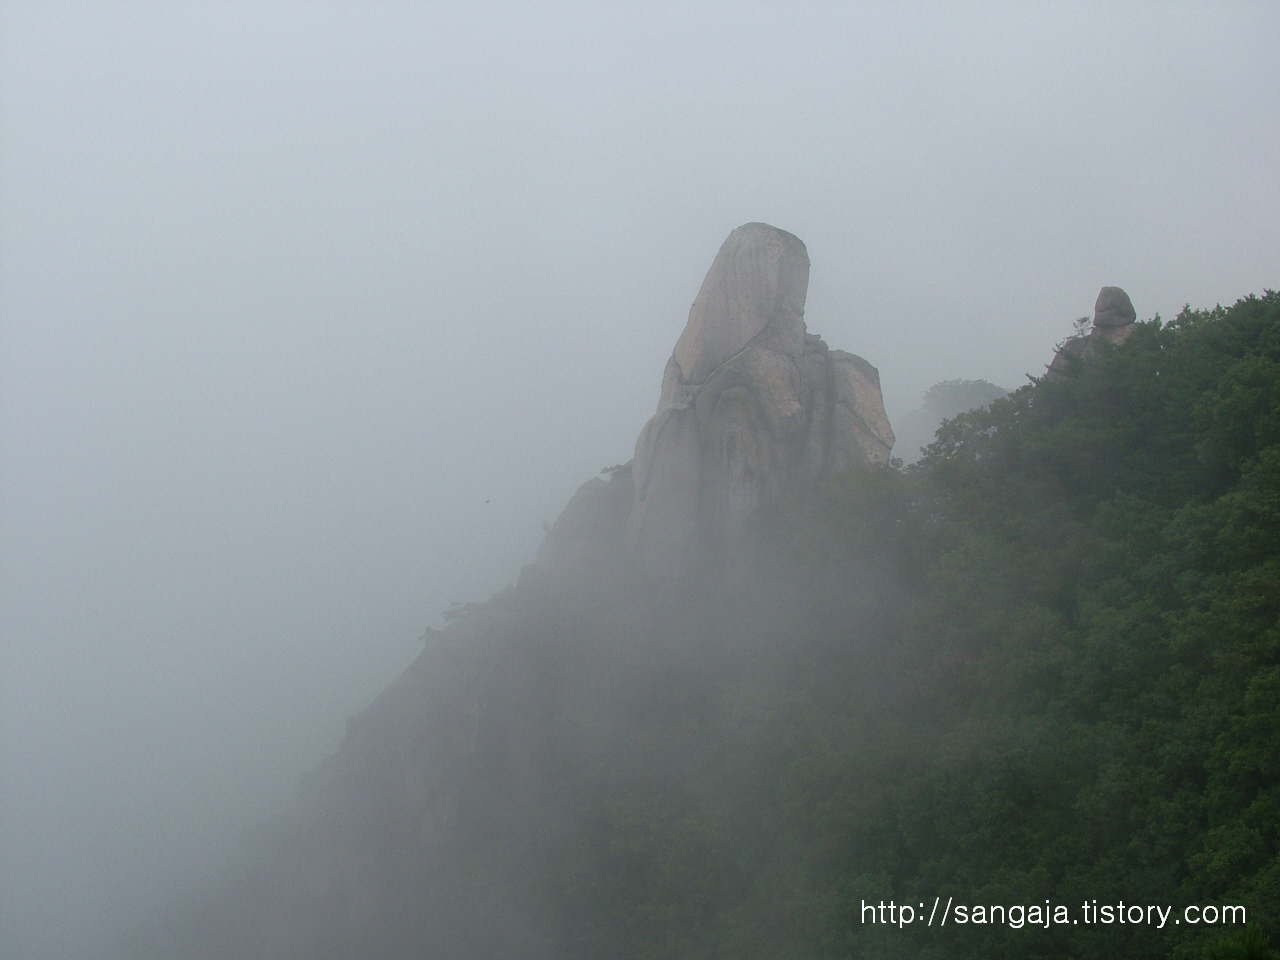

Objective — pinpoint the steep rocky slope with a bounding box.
[115,223,894,959]
[627,223,892,586]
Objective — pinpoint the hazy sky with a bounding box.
[2,3,1277,957]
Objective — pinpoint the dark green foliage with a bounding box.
[536,292,1280,958]
[119,293,1280,959]
[1202,927,1280,960]
[892,378,1009,463]
[785,293,1279,958]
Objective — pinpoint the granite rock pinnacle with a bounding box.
[624,223,894,586]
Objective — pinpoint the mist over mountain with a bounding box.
[107,225,1280,959]
[112,222,898,958]
[4,7,1279,960]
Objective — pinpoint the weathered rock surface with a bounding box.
[1048,285,1139,376]
[1092,285,1137,329]
[626,223,893,586]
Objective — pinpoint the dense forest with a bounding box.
[117,291,1279,960]
[531,291,1280,960]
[735,290,1280,959]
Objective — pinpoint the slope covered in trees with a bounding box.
[527,291,1280,959]
[116,292,1279,959]
[736,290,1280,959]
[888,377,1008,463]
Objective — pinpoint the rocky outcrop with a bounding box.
[529,466,635,590]
[625,223,893,586]
[112,224,895,960]
[1048,286,1139,376]
[1092,285,1137,333]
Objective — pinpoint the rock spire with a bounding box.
[624,222,893,586]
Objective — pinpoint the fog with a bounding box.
[1,3,1276,957]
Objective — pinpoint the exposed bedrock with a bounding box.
[1048,285,1139,377]
[625,222,894,588]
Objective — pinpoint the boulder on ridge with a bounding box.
[1048,285,1139,376]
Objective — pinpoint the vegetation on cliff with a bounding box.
[540,290,1280,959]
[116,291,1280,959]
[776,291,1280,958]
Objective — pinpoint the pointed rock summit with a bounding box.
[113,226,897,958]
[669,222,810,386]
[625,222,893,586]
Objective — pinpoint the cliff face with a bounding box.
[626,223,893,586]
[532,222,894,592]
